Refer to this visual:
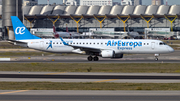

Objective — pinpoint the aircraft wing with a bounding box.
[70,45,101,52]
[60,38,101,52]
[8,39,27,44]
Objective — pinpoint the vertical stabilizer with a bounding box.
[11,16,41,40]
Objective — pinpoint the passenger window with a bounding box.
[57,42,58,44]
[46,42,48,44]
[86,43,88,44]
[147,43,149,45]
[144,43,146,45]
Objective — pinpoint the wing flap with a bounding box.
[70,45,101,52]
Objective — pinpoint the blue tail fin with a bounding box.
[11,16,41,40]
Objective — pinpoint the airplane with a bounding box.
[53,24,80,38]
[9,16,174,61]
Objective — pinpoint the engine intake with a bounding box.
[101,50,115,58]
[101,50,123,58]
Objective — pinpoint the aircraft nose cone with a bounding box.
[168,46,174,52]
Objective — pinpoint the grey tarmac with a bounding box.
[0,72,180,83]
[0,50,179,63]
[0,90,180,101]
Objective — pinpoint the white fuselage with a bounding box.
[20,39,174,55]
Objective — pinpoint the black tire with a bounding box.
[87,56,93,61]
[94,56,99,61]
[155,58,158,61]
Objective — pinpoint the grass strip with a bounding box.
[0,63,180,73]
[0,42,26,49]
[0,82,180,90]
[169,45,180,50]
[163,40,180,44]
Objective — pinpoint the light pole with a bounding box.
[23,0,24,24]
[16,0,18,17]
[47,0,49,5]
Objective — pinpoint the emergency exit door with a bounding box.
[151,42,155,50]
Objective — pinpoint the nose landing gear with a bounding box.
[87,56,99,61]
[155,58,158,61]
[154,54,160,61]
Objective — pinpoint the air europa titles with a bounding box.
[107,40,142,50]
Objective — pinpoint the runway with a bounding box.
[0,72,180,83]
[0,59,180,63]
[1,95,180,101]
[1,74,180,79]
[0,90,180,101]
[0,50,179,63]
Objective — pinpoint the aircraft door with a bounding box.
[151,42,155,50]
[40,41,44,49]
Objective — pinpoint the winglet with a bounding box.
[60,37,69,45]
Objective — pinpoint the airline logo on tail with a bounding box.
[11,16,41,40]
[15,27,25,35]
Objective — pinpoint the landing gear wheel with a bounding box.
[94,56,99,61]
[154,54,159,61]
[155,58,158,61]
[87,56,93,61]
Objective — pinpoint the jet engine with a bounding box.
[101,50,115,58]
[113,54,123,58]
[101,50,123,58]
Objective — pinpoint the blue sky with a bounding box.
[38,0,179,5]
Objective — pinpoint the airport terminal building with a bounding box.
[0,4,180,38]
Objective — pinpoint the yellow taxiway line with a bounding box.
[94,79,119,83]
[0,90,29,95]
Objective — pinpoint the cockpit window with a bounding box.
[159,42,166,45]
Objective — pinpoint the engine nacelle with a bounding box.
[113,54,123,58]
[101,50,115,58]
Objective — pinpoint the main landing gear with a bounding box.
[154,54,160,61]
[87,56,99,61]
